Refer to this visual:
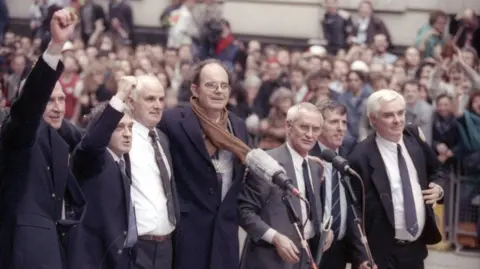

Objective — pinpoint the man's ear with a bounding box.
[190,84,198,98]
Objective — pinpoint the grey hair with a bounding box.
[244,75,262,88]
[366,89,405,127]
[286,102,323,123]
[131,75,163,101]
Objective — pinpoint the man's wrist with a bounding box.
[46,41,65,56]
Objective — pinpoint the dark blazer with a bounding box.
[79,3,107,45]
[347,126,444,268]
[309,143,356,269]
[71,104,134,269]
[0,57,86,269]
[352,15,392,46]
[239,144,324,269]
[158,106,250,269]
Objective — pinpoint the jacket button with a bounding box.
[117,249,123,255]
[47,166,50,171]
[123,231,127,236]
[52,193,56,199]
[208,188,214,196]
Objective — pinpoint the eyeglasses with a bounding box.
[204,82,231,92]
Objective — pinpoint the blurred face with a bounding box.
[347,72,363,92]
[268,62,282,80]
[403,83,420,105]
[360,49,373,64]
[373,78,388,91]
[165,49,178,67]
[333,60,349,79]
[277,50,290,67]
[12,56,26,74]
[393,66,407,82]
[120,60,132,75]
[318,109,347,150]
[436,96,453,117]
[359,2,372,18]
[370,63,384,76]
[100,36,113,51]
[86,47,98,59]
[130,79,165,129]
[178,45,192,61]
[433,16,446,33]
[370,97,406,142]
[471,96,480,114]
[157,72,169,89]
[43,83,65,129]
[63,56,78,73]
[309,57,322,71]
[374,34,388,53]
[139,58,152,72]
[462,51,476,67]
[384,64,394,78]
[191,63,230,113]
[180,63,192,78]
[290,70,304,89]
[286,110,323,156]
[405,47,420,67]
[151,46,164,62]
[108,114,133,156]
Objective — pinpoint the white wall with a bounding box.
[6,0,480,46]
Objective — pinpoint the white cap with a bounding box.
[350,60,369,73]
[308,45,327,57]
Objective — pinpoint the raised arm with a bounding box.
[0,9,76,150]
[72,76,136,179]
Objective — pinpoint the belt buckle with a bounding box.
[396,239,408,245]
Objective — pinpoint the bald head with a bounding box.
[128,75,165,129]
[132,75,164,101]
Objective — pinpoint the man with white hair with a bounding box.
[125,75,180,268]
[239,102,330,269]
[347,89,446,269]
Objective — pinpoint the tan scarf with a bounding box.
[190,96,251,164]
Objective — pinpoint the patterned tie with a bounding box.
[397,144,419,237]
[330,168,342,239]
[148,130,176,225]
[118,159,138,248]
[302,161,319,230]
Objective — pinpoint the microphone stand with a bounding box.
[281,192,318,269]
[340,174,376,267]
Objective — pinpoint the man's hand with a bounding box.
[422,182,443,204]
[322,229,334,252]
[116,76,137,101]
[50,8,77,45]
[436,143,448,155]
[272,233,300,264]
[358,261,378,269]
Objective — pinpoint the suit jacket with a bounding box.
[239,144,324,269]
[71,104,134,269]
[347,126,444,268]
[158,106,249,269]
[0,57,86,269]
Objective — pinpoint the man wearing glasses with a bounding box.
[239,102,331,269]
[158,59,250,269]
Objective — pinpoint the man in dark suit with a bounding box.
[239,102,327,269]
[0,9,86,269]
[158,59,250,269]
[348,89,445,269]
[71,76,137,269]
[126,75,180,269]
[310,99,366,269]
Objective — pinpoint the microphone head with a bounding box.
[245,149,285,181]
[319,149,337,162]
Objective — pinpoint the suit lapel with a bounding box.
[180,108,211,163]
[367,136,395,227]
[49,127,69,201]
[276,144,302,220]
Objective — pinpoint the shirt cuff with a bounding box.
[109,95,125,113]
[261,228,278,244]
[42,47,62,70]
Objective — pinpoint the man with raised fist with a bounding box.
[0,9,87,269]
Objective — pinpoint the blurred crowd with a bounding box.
[0,0,479,245]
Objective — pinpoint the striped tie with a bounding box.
[331,168,342,239]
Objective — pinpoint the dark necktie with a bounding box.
[148,130,176,225]
[118,159,138,248]
[397,144,418,237]
[302,160,319,230]
[330,168,342,239]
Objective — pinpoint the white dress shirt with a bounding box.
[318,142,347,240]
[262,143,315,243]
[130,121,175,236]
[375,134,426,241]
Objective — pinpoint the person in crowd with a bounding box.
[416,10,446,59]
[401,80,434,145]
[158,59,250,269]
[126,75,180,269]
[78,0,107,47]
[322,0,353,55]
[432,94,459,169]
[0,9,87,269]
[239,102,329,269]
[310,99,367,269]
[70,76,137,269]
[350,0,391,47]
[348,89,446,269]
[108,0,134,45]
[371,33,397,65]
[449,8,480,57]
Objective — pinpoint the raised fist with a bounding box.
[116,76,137,101]
[50,9,77,45]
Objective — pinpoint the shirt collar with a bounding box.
[286,142,307,169]
[133,120,156,140]
[107,148,123,163]
[375,133,405,152]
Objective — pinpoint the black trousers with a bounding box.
[385,240,425,269]
[319,238,348,269]
[135,237,173,269]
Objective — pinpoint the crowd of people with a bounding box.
[0,0,479,269]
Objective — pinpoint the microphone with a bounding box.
[319,149,359,178]
[320,149,359,204]
[245,149,308,202]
